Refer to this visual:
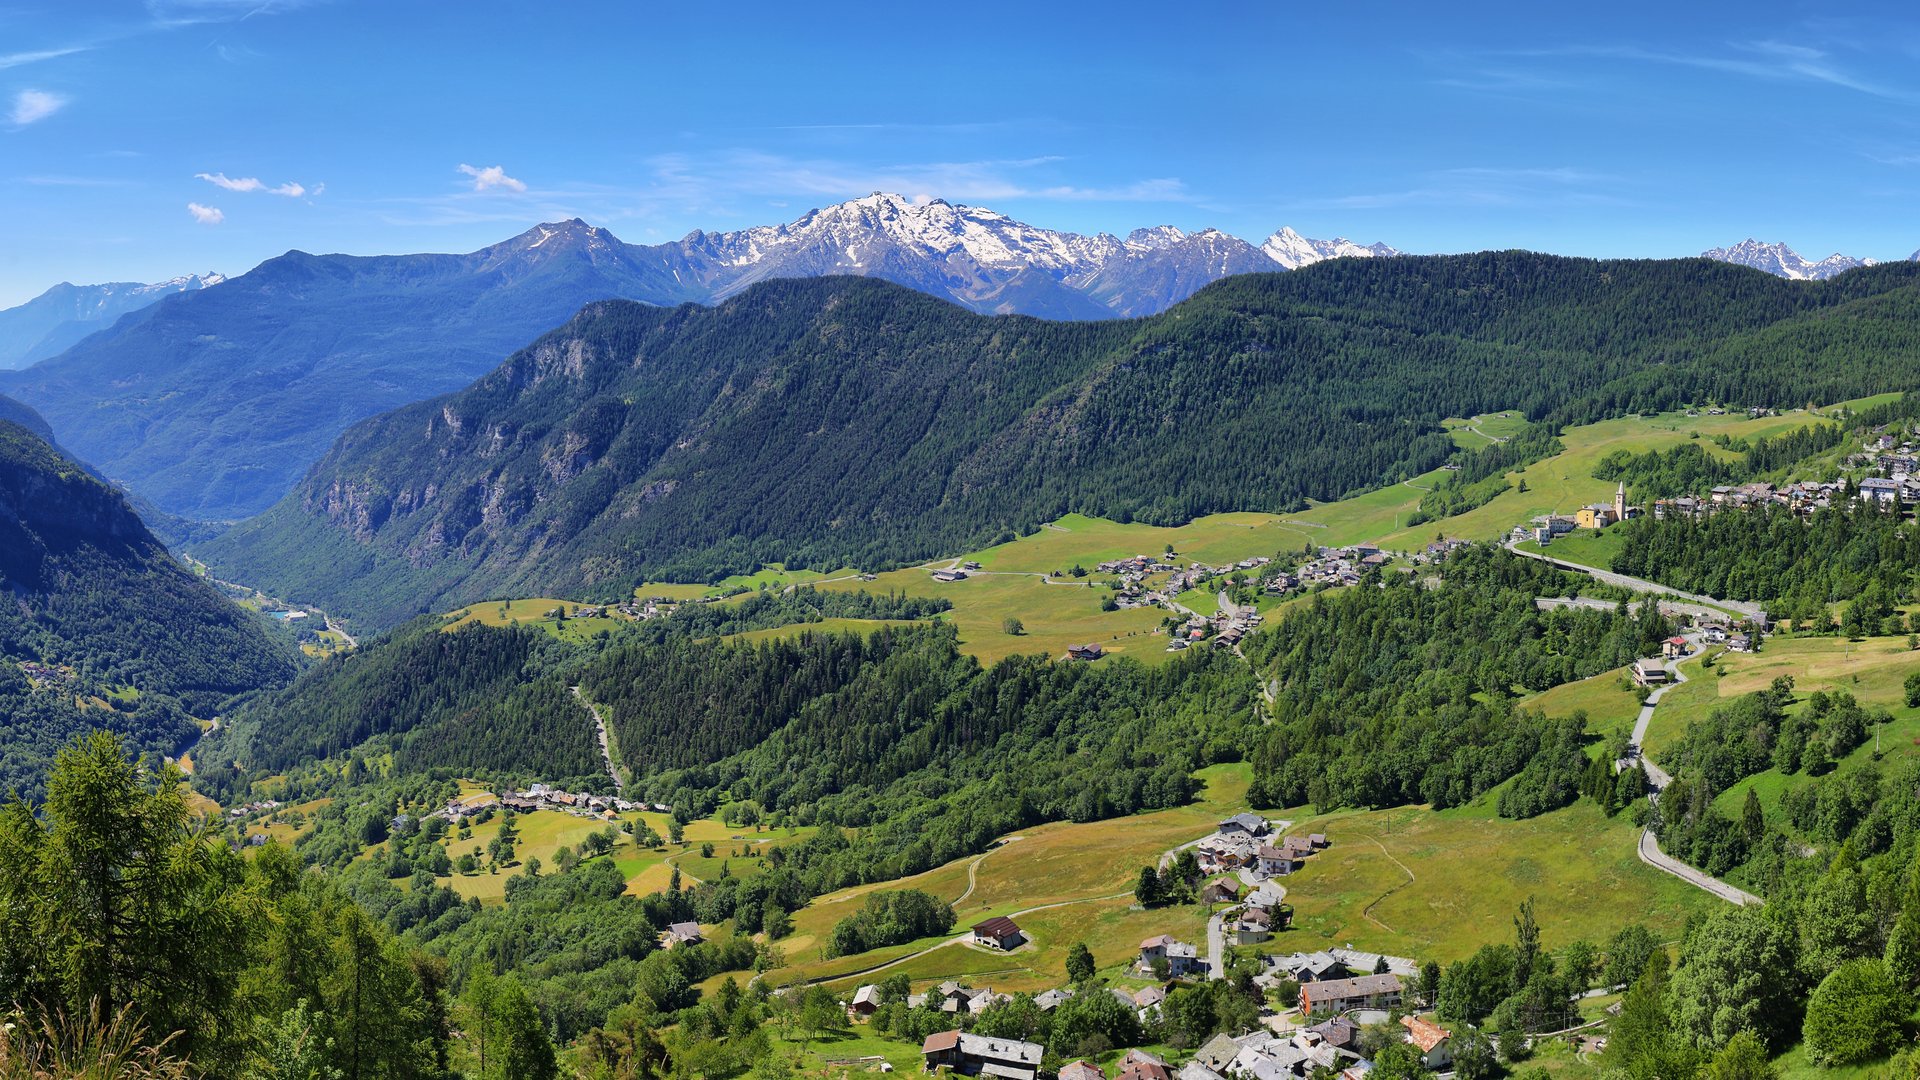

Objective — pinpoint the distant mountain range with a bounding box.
[0,195,1395,520]
[1700,239,1920,281]
[0,274,223,370]
[658,192,1398,317]
[198,254,1920,630]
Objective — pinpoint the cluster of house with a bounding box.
[1193,814,1330,880]
[226,798,283,819]
[1097,554,1182,578]
[431,783,663,824]
[1852,426,1920,508]
[1089,553,1274,618]
[1646,480,1842,520]
[15,660,73,690]
[1259,947,1419,990]
[1164,556,1272,599]
[617,597,679,620]
[1681,405,1775,419]
[1413,538,1472,565]
[1262,547,1389,596]
[876,981,1008,1018]
[1166,609,1263,653]
[917,1006,1451,1080]
[1646,469,1920,522]
[1632,622,1762,686]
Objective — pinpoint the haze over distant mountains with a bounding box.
[0,194,1397,520]
[0,274,222,370]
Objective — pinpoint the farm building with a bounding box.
[922,1030,1043,1080]
[1300,973,1403,1016]
[971,916,1025,951]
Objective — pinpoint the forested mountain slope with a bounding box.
[0,222,704,520]
[201,255,1920,629]
[0,417,294,799]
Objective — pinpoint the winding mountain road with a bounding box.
[1623,643,1761,906]
[1513,540,1764,907]
[1505,541,1766,622]
[570,685,624,793]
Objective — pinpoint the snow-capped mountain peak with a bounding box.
[1261,227,1399,270]
[1124,225,1189,251]
[1701,239,1876,281]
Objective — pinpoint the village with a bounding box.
[825,813,1454,1080]
[1520,421,1920,548]
[432,782,662,824]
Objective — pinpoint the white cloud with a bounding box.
[457,163,527,193]
[195,171,307,196]
[186,202,225,225]
[10,89,68,126]
[0,46,92,71]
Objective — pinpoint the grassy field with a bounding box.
[1520,665,1645,740]
[243,797,334,846]
[441,597,628,641]
[721,618,919,645]
[421,803,815,904]
[817,566,1174,667]
[746,753,1712,1001]
[1277,798,1709,963]
[1635,634,1920,826]
[1514,527,1630,570]
[744,764,1252,994]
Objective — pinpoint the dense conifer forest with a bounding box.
[1610,504,1920,620]
[0,419,294,800]
[1244,546,1671,812]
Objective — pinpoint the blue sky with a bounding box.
[4,1,1920,305]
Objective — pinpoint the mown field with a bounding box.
[734,742,1713,1005]
[816,563,1175,667]
[1276,798,1707,963]
[1520,664,1645,740]
[441,597,627,641]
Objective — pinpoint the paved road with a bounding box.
[1624,642,1762,906]
[1206,911,1227,979]
[323,611,357,648]
[170,718,219,771]
[1505,541,1766,621]
[1534,595,1732,624]
[570,686,623,793]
